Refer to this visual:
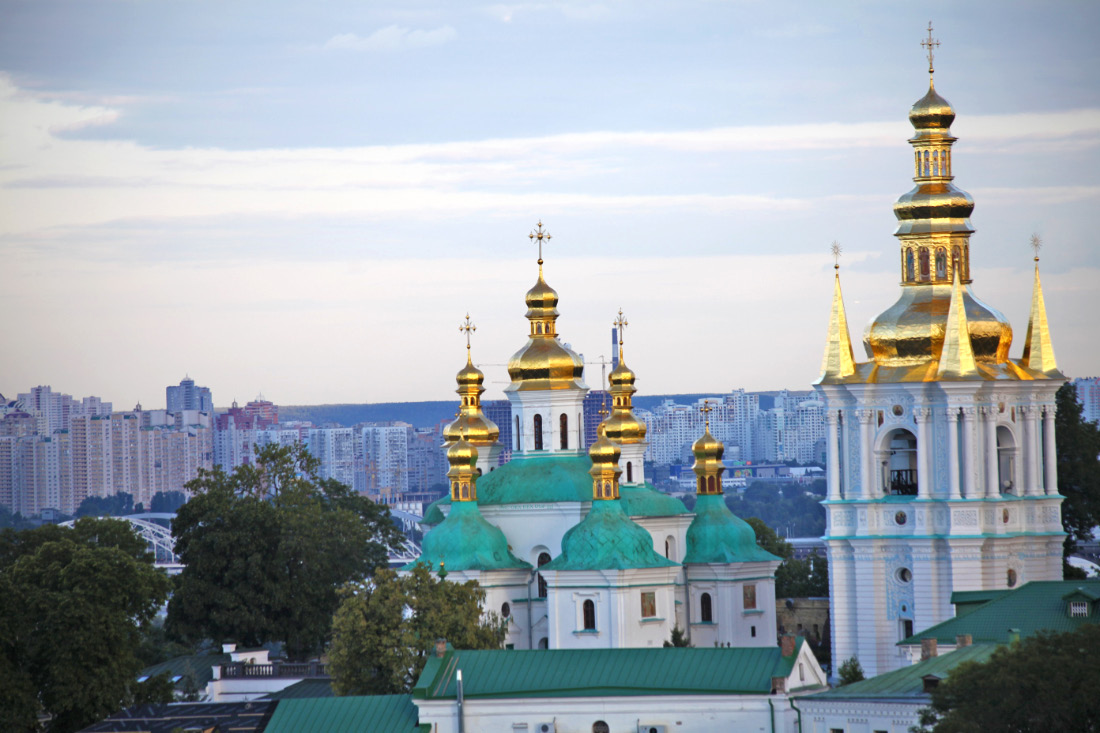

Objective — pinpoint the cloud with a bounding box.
[322,25,457,52]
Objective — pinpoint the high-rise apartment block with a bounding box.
[166,376,213,414]
[1074,377,1100,425]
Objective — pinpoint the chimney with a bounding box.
[435,638,447,658]
[920,638,938,660]
[956,634,972,648]
[222,643,237,654]
[1008,628,1021,645]
[780,634,796,657]
[771,676,787,694]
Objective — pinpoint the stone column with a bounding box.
[1025,406,1042,496]
[961,407,977,499]
[983,406,999,498]
[856,409,875,499]
[946,406,961,500]
[1044,404,1059,495]
[915,407,932,499]
[827,410,842,501]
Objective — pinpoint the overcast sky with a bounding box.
[1,1,1097,409]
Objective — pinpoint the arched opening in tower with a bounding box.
[884,428,918,495]
[996,425,1017,495]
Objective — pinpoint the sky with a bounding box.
[1,1,1098,409]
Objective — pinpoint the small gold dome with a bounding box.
[588,427,622,476]
[446,437,478,477]
[506,269,587,393]
[909,86,956,133]
[608,360,636,389]
[525,272,559,317]
[691,428,725,476]
[603,412,647,443]
[456,359,484,389]
[443,414,500,446]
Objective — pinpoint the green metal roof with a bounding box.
[619,483,688,517]
[902,580,1100,646]
[263,694,420,733]
[683,494,782,564]
[408,501,531,572]
[475,453,594,505]
[808,643,997,701]
[139,652,229,692]
[413,644,804,700]
[261,679,334,700]
[543,500,678,571]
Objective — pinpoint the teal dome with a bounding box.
[543,501,678,571]
[619,483,688,517]
[683,494,781,564]
[476,454,593,505]
[411,502,530,572]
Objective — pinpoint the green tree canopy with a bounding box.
[0,518,173,733]
[775,551,829,598]
[745,516,793,560]
[837,656,865,686]
[329,563,505,695]
[915,624,1100,732]
[1056,384,1100,562]
[166,443,404,660]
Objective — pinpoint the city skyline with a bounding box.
[2,2,1098,409]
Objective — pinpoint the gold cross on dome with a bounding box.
[921,22,940,77]
[831,241,843,271]
[613,309,628,346]
[529,221,551,265]
[1030,233,1043,262]
[700,399,713,430]
[459,313,476,353]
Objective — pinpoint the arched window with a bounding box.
[906,248,915,281]
[535,322,542,334]
[538,637,548,649]
[626,461,633,483]
[698,476,706,493]
[560,413,568,450]
[664,539,670,558]
[923,150,930,176]
[707,475,716,493]
[583,599,596,630]
[932,150,939,176]
[592,722,609,733]
[533,414,543,451]
[935,248,947,279]
[700,592,713,623]
[952,245,962,279]
[919,248,930,280]
[664,535,676,562]
[515,415,520,451]
[537,552,551,598]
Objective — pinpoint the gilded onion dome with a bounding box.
[691,403,724,493]
[863,68,1012,374]
[444,316,500,447]
[588,423,622,500]
[505,224,586,393]
[602,316,647,444]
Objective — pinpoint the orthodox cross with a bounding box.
[459,313,476,354]
[831,241,843,271]
[921,22,940,78]
[700,399,713,430]
[613,309,628,350]
[529,221,552,265]
[1030,233,1043,262]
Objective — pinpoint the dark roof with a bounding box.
[902,580,1100,646]
[807,644,997,701]
[80,701,274,733]
[413,644,804,700]
[139,652,229,692]
[263,695,420,733]
[261,679,334,700]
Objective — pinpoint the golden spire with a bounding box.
[447,435,479,502]
[444,313,500,447]
[460,313,476,365]
[921,21,940,88]
[613,308,628,362]
[936,265,978,379]
[816,242,856,383]
[589,378,621,501]
[1021,234,1060,375]
[692,400,725,495]
[604,309,647,445]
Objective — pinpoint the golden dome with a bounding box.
[588,427,622,472]
[864,285,1012,367]
[506,267,587,393]
[909,86,956,134]
[456,358,485,389]
[445,318,500,447]
[691,427,725,476]
[446,437,478,477]
[603,357,646,444]
[443,413,500,446]
[608,360,636,389]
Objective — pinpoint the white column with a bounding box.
[946,407,961,500]
[827,410,842,500]
[1025,406,1042,496]
[961,407,977,499]
[856,409,875,499]
[1044,404,1059,495]
[983,406,999,498]
[915,407,932,499]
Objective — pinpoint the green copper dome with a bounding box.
[683,494,781,564]
[543,500,678,571]
[410,501,530,572]
[619,483,688,517]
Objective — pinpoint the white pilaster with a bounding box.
[914,407,931,499]
[946,407,961,500]
[857,409,874,499]
[961,407,977,499]
[827,410,841,501]
[1025,406,1041,496]
[983,406,999,498]
[1043,404,1058,495]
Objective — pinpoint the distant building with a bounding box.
[244,396,279,428]
[1074,376,1100,425]
[166,376,213,414]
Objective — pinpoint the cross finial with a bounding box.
[831,241,843,271]
[700,399,713,430]
[613,308,628,359]
[1030,233,1042,263]
[459,313,477,361]
[921,22,940,83]
[529,220,551,267]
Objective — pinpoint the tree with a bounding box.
[837,656,865,686]
[1055,384,1100,566]
[75,491,134,518]
[149,491,187,514]
[166,443,404,660]
[913,625,1100,732]
[663,626,691,647]
[745,516,793,560]
[775,551,829,598]
[0,518,173,733]
[328,564,505,695]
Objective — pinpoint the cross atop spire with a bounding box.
[529,220,551,266]
[1030,233,1042,262]
[459,313,477,360]
[613,308,628,359]
[700,399,713,430]
[831,241,843,271]
[922,21,940,84]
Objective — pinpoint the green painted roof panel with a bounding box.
[619,483,689,517]
[476,454,595,505]
[903,580,1100,645]
[263,694,419,733]
[410,501,531,572]
[809,643,997,700]
[683,494,782,564]
[543,500,678,571]
[413,647,799,700]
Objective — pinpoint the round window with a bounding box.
[895,511,908,525]
[892,404,904,416]
[1007,569,1017,588]
[501,602,511,618]
[897,568,912,583]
